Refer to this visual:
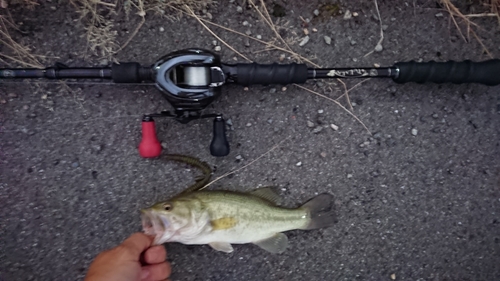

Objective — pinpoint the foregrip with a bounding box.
[393,60,500,86]
[236,63,308,85]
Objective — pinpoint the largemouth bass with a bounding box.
[141,187,336,253]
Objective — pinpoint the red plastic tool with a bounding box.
[138,117,162,158]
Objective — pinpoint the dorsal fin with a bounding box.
[250,187,281,205]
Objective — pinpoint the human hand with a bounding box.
[84,232,171,281]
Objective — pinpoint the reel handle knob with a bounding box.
[139,116,162,158]
[210,115,230,157]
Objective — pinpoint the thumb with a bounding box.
[120,232,154,259]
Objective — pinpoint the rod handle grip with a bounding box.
[393,60,500,86]
[235,63,308,85]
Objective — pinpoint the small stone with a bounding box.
[313,9,319,16]
[99,59,108,66]
[374,43,383,52]
[161,142,168,149]
[22,105,29,110]
[159,27,165,32]
[299,36,310,46]
[281,87,287,92]
[350,40,357,46]
[312,28,318,32]
[27,113,37,118]
[245,30,252,36]
[269,88,276,94]
[236,6,243,13]
[246,122,252,127]
[41,94,47,100]
[347,174,353,179]
[242,21,249,26]
[206,12,212,20]
[374,63,381,68]
[0,99,6,104]
[256,35,262,40]
[50,6,56,10]
[212,40,217,46]
[244,87,249,91]
[343,10,352,20]
[435,13,443,17]
[226,118,233,126]
[214,46,221,52]
[382,25,389,31]
[320,152,327,158]
[267,119,273,124]
[330,124,339,131]
[390,273,396,280]
[432,113,439,119]
[279,54,286,61]
[353,12,359,17]
[7,93,18,98]
[411,128,418,136]
[324,36,331,45]
[296,161,302,167]
[236,155,243,161]
[312,126,323,134]
[307,120,315,128]
[303,28,309,35]
[318,109,324,114]
[72,162,80,168]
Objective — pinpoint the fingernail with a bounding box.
[140,269,150,280]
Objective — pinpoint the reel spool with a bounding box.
[153,49,225,112]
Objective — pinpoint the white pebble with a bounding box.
[246,122,252,127]
[296,162,302,167]
[318,109,324,114]
[299,36,310,47]
[159,27,165,32]
[347,174,353,179]
[256,35,262,39]
[411,128,418,136]
[343,10,352,20]
[214,46,221,52]
[375,43,383,52]
[237,6,243,13]
[330,124,339,131]
[353,12,359,17]
[312,28,318,32]
[242,21,249,26]
[212,40,217,46]
[313,9,319,16]
[324,36,331,45]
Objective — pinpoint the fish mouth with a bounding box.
[141,210,171,244]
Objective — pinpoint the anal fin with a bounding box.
[253,233,288,254]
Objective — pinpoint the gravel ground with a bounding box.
[1,1,499,280]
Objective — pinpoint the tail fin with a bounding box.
[300,193,337,230]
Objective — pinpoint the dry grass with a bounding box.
[440,0,500,57]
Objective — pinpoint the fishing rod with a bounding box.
[1,48,499,158]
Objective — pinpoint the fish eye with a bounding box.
[163,203,172,211]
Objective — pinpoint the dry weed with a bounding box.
[440,0,500,57]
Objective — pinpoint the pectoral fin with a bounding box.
[209,242,234,253]
[210,217,238,230]
[253,233,288,254]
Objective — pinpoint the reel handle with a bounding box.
[138,116,162,158]
[210,115,230,157]
[394,60,500,86]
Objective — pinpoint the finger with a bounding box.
[120,232,154,259]
[141,261,171,281]
[143,245,167,264]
